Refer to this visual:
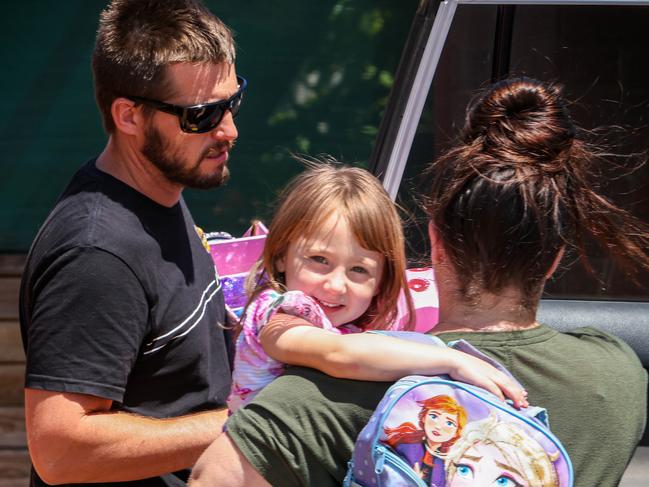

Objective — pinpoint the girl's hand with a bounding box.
[448,352,528,408]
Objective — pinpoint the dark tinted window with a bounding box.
[397,4,649,300]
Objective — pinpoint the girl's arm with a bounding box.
[259,314,528,408]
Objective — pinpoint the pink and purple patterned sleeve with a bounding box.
[226,289,341,412]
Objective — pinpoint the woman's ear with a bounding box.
[428,222,445,265]
[545,247,566,278]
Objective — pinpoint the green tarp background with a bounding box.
[0,0,417,251]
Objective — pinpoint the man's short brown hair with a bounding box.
[92,0,235,133]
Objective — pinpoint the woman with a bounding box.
[384,395,468,486]
[420,77,649,486]
[189,78,649,487]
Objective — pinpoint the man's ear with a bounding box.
[111,97,144,136]
[428,221,445,265]
[545,247,566,278]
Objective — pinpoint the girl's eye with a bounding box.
[350,266,368,274]
[455,464,473,479]
[446,420,454,427]
[429,412,438,419]
[309,255,328,265]
[495,475,523,487]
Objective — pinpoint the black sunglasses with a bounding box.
[128,76,247,134]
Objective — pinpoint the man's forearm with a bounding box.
[26,389,227,484]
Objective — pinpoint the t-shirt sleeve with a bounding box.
[226,367,390,487]
[25,246,149,402]
[248,289,336,333]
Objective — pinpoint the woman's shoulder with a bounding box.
[555,325,645,374]
[559,325,636,351]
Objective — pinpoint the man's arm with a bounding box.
[189,432,271,487]
[25,388,227,484]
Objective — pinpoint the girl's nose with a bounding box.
[324,271,346,294]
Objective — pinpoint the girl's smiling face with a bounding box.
[277,211,384,326]
[423,408,459,446]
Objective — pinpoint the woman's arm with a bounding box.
[259,314,528,407]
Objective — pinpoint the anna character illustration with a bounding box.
[384,395,468,487]
[445,415,559,487]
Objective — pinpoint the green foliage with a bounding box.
[0,1,418,249]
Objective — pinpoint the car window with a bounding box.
[384,2,649,301]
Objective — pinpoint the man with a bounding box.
[19,0,244,484]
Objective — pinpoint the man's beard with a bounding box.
[142,124,232,190]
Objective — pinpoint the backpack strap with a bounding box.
[448,338,550,427]
[366,329,446,347]
[447,339,522,386]
[367,330,551,427]
[367,330,515,382]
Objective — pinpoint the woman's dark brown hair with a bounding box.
[425,77,649,309]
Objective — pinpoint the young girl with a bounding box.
[226,163,528,412]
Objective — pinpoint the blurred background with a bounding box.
[0,0,418,252]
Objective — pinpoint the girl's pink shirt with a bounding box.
[226,289,361,412]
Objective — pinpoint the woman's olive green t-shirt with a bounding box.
[227,325,647,487]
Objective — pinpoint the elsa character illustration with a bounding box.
[445,415,559,487]
[384,395,468,487]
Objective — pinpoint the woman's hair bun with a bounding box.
[463,77,576,163]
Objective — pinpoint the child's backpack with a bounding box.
[343,332,573,487]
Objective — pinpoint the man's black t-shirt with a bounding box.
[20,160,231,486]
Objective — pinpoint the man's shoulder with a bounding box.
[34,162,184,270]
[40,161,140,242]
